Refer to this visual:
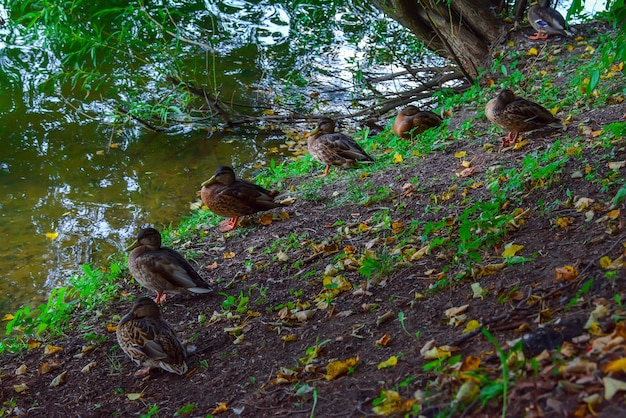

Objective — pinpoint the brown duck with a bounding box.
[392,105,442,140]
[201,166,284,232]
[126,227,211,303]
[307,118,374,176]
[528,0,572,40]
[116,297,188,377]
[485,89,563,146]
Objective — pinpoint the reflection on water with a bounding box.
[0,0,299,316]
[0,111,287,315]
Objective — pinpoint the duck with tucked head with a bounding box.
[126,227,211,303]
[117,297,188,377]
[201,165,285,232]
[307,117,374,177]
[392,105,442,140]
[485,89,563,147]
[528,0,572,40]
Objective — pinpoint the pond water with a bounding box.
[0,0,303,316]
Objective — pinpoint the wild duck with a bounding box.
[485,89,563,146]
[201,166,285,232]
[528,0,572,40]
[126,227,211,303]
[392,105,442,140]
[307,117,374,176]
[116,297,188,377]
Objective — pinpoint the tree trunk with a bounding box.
[370,0,509,81]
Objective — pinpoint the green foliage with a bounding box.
[220,291,250,314]
[481,329,508,416]
[1,262,123,354]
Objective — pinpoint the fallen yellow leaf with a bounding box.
[13,383,29,393]
[393,153,403,164]
[463,319,481,333]
[106,323,117,333]
[325,356,359,380]
[281,334,298,342]
[377,356,398,369]
[45,232,59,240]
[454,151,467,158]
[527,47,538,56]
[223,251,236,259]
[2,313,14,321]
[127,393,144,401]
[604,358,626,374]
[502,243,524,258]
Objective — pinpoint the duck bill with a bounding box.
[201,175,218,187]
[118,311,134,326]
[125,239,140,252]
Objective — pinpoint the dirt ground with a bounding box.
[2,22,626,418]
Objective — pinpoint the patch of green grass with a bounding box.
[1,262,124,354]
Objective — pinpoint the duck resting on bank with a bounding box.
[116,296,188,377]
[485,89,563,147]
[201,165,285,232]
[126,227,211,303]
[307,117,374,177]
[392,105,442,140]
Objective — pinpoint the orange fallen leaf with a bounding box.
[212,402,229,415]
[106,323,117,333]
[460,355,480,372]
[44,344,63,355]
[259,213,273,225]
[555,217,573,228]
[555,265,578,281]
[27,339,42,349]
[376,334,391,347]
[281,334,298,342]
[458,167,476,177]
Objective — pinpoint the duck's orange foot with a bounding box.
[501,131,519,147]
[529,31,549,40]
[154,291,168,304]
[219,217,239,232]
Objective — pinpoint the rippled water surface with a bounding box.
[0,0,298,315]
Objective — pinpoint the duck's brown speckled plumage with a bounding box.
[200,166,284,232]
[126,228,211,303]
[485,89,563,146]
[116,297,187,376]
[307,118,374,176]
[392,105,442,140]
[528,0,572,40]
